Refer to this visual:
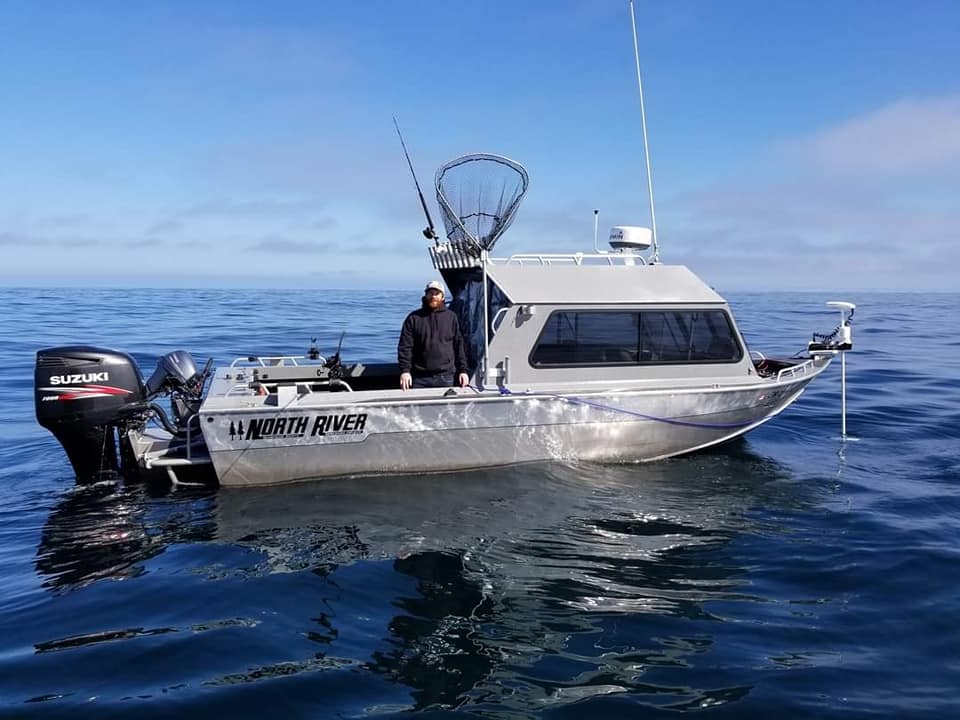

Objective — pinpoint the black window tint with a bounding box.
[696,311,740,360]
[531,310,742,366]
[531,312,638,365]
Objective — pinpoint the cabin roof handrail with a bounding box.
[490,252,648,267]
[229,355,323,368]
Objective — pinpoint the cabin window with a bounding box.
[529,310,743,366]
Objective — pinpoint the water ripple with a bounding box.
[1,290,959,716]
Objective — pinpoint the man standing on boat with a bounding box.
[398,281,469,390]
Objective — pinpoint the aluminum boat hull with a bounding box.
[197,362,828,487]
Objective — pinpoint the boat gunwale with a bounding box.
[197,358,831,416]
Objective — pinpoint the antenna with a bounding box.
[393,116,438,241]
[628,0,659,263]
[593,209,600,253]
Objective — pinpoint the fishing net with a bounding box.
[435,154,529,254]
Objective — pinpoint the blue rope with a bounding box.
[556,394,760,429]
[470,384,764,430]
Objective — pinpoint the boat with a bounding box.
[33,152,855,487]
[33,5,856,487]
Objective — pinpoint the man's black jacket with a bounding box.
[398,304,468,377]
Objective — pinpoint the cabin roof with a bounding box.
[485,262,726,305]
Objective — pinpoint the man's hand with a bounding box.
[458,373,469,388]
[400,372,412,391]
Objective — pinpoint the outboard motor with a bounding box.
[146,349,206,423]
[35,346,148,483]
[36,346,210,484]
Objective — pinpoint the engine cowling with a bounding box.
[35,346,148,482]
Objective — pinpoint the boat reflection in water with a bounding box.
[35,483,216,592]
[211,446,821,713]
[33,447,824,713]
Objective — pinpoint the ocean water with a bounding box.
[1,288,958,719]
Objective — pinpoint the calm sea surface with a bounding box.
[1,288,958,719]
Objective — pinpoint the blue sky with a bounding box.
[1,1,957,291]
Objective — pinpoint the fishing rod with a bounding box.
[393,116,438,241]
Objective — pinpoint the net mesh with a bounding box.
[435,154,529,254]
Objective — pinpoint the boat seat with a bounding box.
[707,338,736,360]
[532,344,642,365]
[602,349,638,363]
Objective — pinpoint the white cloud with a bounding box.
[664,95,960,289]
[247,236,336,254]
[0,231,28,246]
[201,27,354,87]
[777,95,960,178]
[177,198,322,220]
[146,219,185,236]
